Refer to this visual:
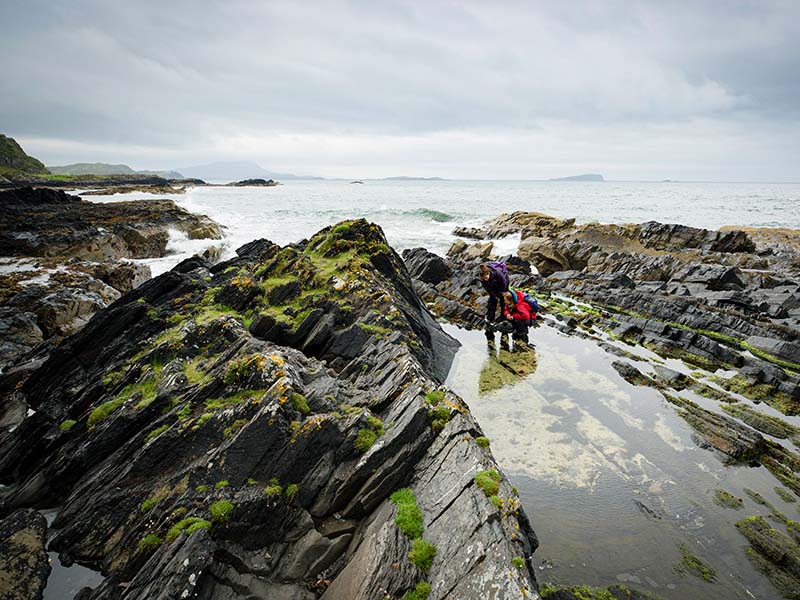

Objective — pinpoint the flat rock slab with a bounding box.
[0,509,51,600]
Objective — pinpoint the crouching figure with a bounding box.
[501,289,538,348]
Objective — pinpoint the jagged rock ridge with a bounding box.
[0,220,539,599]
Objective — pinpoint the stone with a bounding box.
[0,509,50,600]
[401,248,452,285]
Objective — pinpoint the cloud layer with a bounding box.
[1,0,798,179]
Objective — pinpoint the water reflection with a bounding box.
[479,330,538,395]
[444,322,786,600]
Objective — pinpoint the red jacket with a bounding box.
[503,290,536,322]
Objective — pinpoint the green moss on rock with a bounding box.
[475,469,502,497]
[59,419,77,432]
[290,392,311,415]
[210,500,234,522]
[390,488,424,539]
[166,517,211,542]
[675,543,717,582]
[87,398,124,429]
[137,533,163,552]
[408,538,436,572]
[713,489,743,510]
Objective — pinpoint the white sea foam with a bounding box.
[85,179,800,273]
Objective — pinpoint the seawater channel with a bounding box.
[443,320,798,600]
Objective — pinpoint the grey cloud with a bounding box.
[0,0,798,179]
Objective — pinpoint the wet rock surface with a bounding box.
[405,213,800,598]
[439,211,800,416]
[0,187,222,259]
[0,220,538,599]
[0,187,224,430]
[0,508,51,600]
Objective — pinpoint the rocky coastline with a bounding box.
[3,203,800,599]
[0,219,540,600]
[0,187,224,427]
[406,212,800,598]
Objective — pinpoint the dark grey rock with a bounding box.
[402,247,452,285]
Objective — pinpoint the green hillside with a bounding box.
[48,163,136,176]
[49,162,184,179]
[0,134,49,177]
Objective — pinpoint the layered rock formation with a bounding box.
[445,212,800,414]
[0,509,51,600]
[0,187,224,428]
[0,220,539,599]
[1,187,222,259]
[403,212,800,597]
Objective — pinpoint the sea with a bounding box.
[85,179,800,276]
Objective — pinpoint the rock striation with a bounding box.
[0,187,224,430]
[409,213,800,598]
[445,212,800,414]
[0,220,539,599]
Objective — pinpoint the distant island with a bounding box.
[548,173,604,182]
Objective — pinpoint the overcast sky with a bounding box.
[1,0,798,180]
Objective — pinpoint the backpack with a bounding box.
[510,288,539,315]
[522,291,539,314]
[488,260,509,287]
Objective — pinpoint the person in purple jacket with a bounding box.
[478,262,510,325]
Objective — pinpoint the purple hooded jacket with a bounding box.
[480,265,509,299]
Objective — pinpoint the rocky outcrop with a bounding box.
[0,187,224,430]
[0,220,539,599]
[81,185,189,196]
[736,516,800,599]
[228,178,278,187]
[401,219,800,587]
[0,187,222,259]
[0,509,50,600]
[442,213,800,417]
[1,173,173,189]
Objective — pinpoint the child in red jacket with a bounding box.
[502,290,536,347]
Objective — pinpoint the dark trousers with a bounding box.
[487,295,505,321]
[512,320,529,342]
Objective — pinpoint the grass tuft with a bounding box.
[402,582,431,600]
[408,538,437,572]
[166,517,211,542]
[59,419,77,432]
[265,478,282,497]
[137,533,162,552]
[390,488,424,539]
[475,470,502,497]
[210,500,234,522]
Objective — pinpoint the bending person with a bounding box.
[479,262,510,325]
